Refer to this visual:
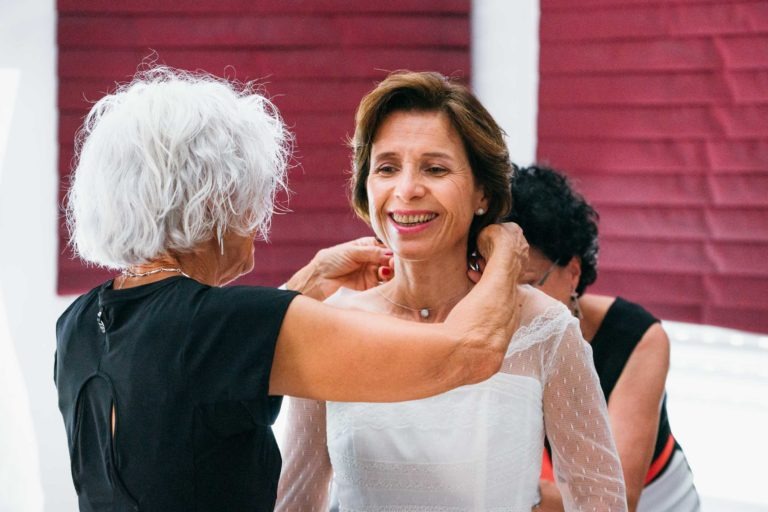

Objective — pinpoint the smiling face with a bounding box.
[366,110,487,261]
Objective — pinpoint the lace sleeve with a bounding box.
[275,397,332,511]
[542,317,628,511]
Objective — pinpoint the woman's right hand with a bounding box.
[284,237,393,300]
[473,222,528,281]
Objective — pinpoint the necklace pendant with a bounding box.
[419,308,430,319]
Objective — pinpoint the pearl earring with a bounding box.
[475,208,485,215]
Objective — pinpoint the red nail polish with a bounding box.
[381,267,392,276]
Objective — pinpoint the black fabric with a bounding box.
[590,297,673,465]
[590,297,659,400]
[55,277,299,511]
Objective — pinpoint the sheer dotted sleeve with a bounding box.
[542,317,628,511]
[274,397,332,512]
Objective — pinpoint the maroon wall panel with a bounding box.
[538,0,768,333]
[57,0,471,293]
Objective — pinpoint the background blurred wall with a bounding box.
[537,0,768,333]
[57,1,768,336]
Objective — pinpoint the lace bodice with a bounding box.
[276,287,627,512]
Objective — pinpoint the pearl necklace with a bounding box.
[375,288,431,319]
[373,286,471,320]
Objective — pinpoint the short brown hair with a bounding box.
[350,71,513,253]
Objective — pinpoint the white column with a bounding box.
[0,2,78,510]
[0,67,44,512]
[471,0,540,167]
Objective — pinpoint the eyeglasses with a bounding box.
[535,261,560,287]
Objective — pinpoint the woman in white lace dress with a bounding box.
[276,71,627,512]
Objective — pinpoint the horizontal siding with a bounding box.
[57,1,471,293]
[58,48,469,79]
[540,70,768,105]
[541,2,768,41]
[540,37,768,74]
[59,77,378,113]
[538,0,768,333]
[57,0,469,15]
[577,174,768,207]
[58,15,469,48]
[539,105,768,140]
[543,0,764,9]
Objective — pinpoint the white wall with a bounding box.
[664,322,768,510]
[0,1,78,510]
[471,0,540,167]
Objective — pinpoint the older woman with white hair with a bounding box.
[55,67,528,511]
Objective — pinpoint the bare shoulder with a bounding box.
[580,293,616,319]
[637,322,670,354]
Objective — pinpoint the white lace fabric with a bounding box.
[276,287,627,511]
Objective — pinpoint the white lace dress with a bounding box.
[276,287,627,512]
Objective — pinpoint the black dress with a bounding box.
[55,277,298,511]
[590,298,701,510]
[589,297,677,482]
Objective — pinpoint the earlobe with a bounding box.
[475,193,489,216]
[567,256,582,288]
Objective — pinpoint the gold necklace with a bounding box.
[117,267,190,290]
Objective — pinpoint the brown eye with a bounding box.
[426,166,448,176]
[374,165,397,175]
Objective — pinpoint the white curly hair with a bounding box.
[66,66,291,269]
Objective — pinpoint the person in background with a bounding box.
[506,164,701,512]
[277,71,626,511]
[55,66,528,511]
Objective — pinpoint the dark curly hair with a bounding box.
[504,164,599,296]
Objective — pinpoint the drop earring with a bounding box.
[570,290,584,319]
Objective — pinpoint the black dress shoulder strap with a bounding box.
[590,297,659,400]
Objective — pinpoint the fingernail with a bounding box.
[384,251,394,256]
[381,267,392,276]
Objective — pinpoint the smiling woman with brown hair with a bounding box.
[277,71,627,511]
